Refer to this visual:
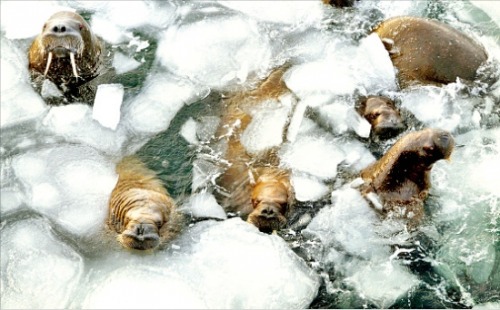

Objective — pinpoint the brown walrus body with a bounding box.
[214,67,295,233]
[356,95,405,140]
[373,16,488,88]
[360,128,454,227]
[108,156,182,250]
[28,11,107,104]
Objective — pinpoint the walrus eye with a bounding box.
[155,221,162,228]
[79,23,84,31]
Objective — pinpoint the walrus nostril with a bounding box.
[52,25,67,33]
[136,224,145,236]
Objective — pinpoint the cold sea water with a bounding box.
[1,1,499,309]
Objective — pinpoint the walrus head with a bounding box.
[361,128,454,209]
[357,96,405,140]
[29,11,102,83]
[110,188,171,251]
[247,173,292,234]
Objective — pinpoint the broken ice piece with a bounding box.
[92,84,124,130]
[41,79,63,99]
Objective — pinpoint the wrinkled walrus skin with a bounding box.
[373,16,488,88]
[360,128,454,227]
[214,67,295,234]
[108,156,183,251]
[28,11,108,104]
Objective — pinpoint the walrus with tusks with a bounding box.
[359,128,454,228]
[373,16,488,88]
[28,11,107,104]
[108,156,183,250]
[356,95,405,140]
[214,67,295,234]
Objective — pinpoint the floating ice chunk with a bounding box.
[218,1,325,26]
[280,135,345,180]
[1,218,84,309]
[241,95,295,154]
[291,174,330,202]
[338,139,376,172]
[304,187,384,259]
[345,261,420,309]
[316,101,350,135]
[0,187,25,214]
[88,1,176,44]
[180,117,199,145]
[124,73,207,135]
[284,34,396,99]
[1,36,47,128]
[42,104,127,155]
[347,108,371,138]
[400,84,478,132]
[112,52,141,74]
[473,302,500,310]
[179,191,227,220]
[41,79,63,99]
[82,266,205,309]
[92,84,124,130]
[81,219,319,309]
[0,2,70,39]
[469,1,500,28]
[181,218,320,309]
[11,145,118,236]
[157,15,272,90]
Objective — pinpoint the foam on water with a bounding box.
[304,187,419,308]
[1,218,84,309]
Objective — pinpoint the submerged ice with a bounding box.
[1,0,499,309]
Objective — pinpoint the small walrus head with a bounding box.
[356,96,405,140]
[247,173,293,234]
[29,11,102,81]
[111,188,171,251]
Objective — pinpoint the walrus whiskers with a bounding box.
[69,52,79,78]
[43,51,53,77]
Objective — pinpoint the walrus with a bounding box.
[214,67,295,233]
[28,11,106,104]
[373,16,488,88]
[107,156,182,250]
[322,0,356,8]
[359,128,454,227]
[356,95,405,140]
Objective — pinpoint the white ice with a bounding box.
[81,219,319,309]
[11,144,118,236]
[0,35,47,128]
[284,33,397,100]
[304,187,420,308]
[241,94,295,154]
[42,104,128,155]
[217,1,326,27]
[1,218,84,309]
[92,84,124,130]
[123,73,208,135]
[179,191,227,220]
[430,129,500,286]
[112,52,141,75]
[156,14,273,90]
[291,174,330,202]
[280,134,345,181]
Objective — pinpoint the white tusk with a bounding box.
[69,52,79,78]
[43,52,53,77]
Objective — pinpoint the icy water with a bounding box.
[1,1,500,309]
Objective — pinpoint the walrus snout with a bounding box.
[433,130,455,160]
[247,201,287,234]
[120,223,161,250]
